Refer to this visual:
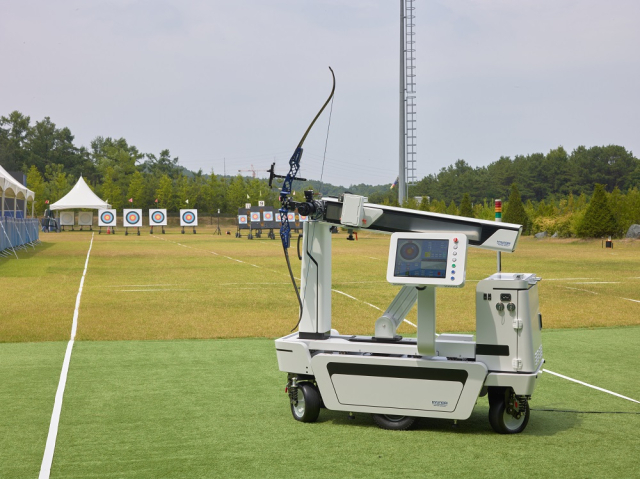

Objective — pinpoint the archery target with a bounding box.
[98,209,116,226]
[78,212,93,226]
[149,209,167,226]
[123,209,143,227]
[59,211,75,226]
[238,215,248,224]
[180,209,198,226]
[263,211,273,221]
[250,212,261,222]
[287,213,295,221]
[275,213,282,222]
[299,215,308,222]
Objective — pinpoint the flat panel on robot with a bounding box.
[387,233,467,287]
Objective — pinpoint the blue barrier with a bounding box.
[0,217,40,256]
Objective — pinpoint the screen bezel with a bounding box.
[386,232,467,287]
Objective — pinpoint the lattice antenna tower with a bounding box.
[398,0,417,205]
[405,0,417,187]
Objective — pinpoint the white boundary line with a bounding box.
[543,368,640,404]
[39,233,94,479]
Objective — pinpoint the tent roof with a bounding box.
[50,176,111,210]
[0,164,35,201]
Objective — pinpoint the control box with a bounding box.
[475,273,543,372]
[387,233,468,287]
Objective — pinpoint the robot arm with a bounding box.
[321,194,522,253]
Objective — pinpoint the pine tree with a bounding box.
[503,183,530,232]
[446,200,458,216]
[575,184,620,237]
[459,193,474,218]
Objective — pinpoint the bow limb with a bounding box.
[296,66,336,149]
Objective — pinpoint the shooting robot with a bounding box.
[275,194,544,433]
[272,69,544,433]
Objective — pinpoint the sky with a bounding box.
[1,0,639,187]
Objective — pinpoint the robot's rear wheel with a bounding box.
[488,387,530,434]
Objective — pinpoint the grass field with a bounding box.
[1,230,639,478]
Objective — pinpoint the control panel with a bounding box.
[386,233,468,287]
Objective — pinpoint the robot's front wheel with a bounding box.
[488,387,530,434]
[372,414,416,431]
[291,383,321,423]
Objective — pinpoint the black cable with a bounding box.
[297,233,303,261]
[531,408,640,415]
[283,243,304,332]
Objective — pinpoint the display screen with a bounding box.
[393,239,449,278]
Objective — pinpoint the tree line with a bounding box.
[2,110,639,237]
[1,111,391,216]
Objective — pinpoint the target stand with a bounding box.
[98,209,117,235]
[180,209,198,234]
[149,209,168,235]
[123,209,142,236]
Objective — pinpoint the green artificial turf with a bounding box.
[0,341,68,478]
[1,327,634,479]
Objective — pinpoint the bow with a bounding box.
[277,66,335,250]
[273,66,335,321]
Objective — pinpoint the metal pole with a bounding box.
[398,0,406,206]
[495,199,502,272]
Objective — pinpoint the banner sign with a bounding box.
[149,209,168,226]
[238,215,248,224]
[59,211,75,226]
[78,212,93,226]
[245,203,251,209]
[123,209,143,227]
[250,212,261,222]
[180,209,198,226]
[258,201,265,207]
[98,209,116,227]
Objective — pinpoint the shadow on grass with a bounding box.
[312,402,579,436]
[0,240,54,259]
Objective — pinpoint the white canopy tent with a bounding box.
[50,176,111,211]
[0,164,35,218]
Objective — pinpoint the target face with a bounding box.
[59,211,75,226]
[123,209,142,227]
[275,213,282,222]
[78,212,93,226]
[149,209,167,226]
[180,209,198,226]
[98,209,116,226]
[238,215,248,224]
[287,213,295,221]
[263,211,273,221]
[250,212,261,222]
[299,215,308,222]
